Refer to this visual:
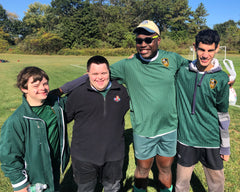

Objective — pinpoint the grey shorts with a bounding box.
[133,130,177,160]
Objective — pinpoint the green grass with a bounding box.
[0,53,240,192]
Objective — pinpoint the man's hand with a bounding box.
[228,79,235,87]
[128,54,134,59]
[221,154,230,161]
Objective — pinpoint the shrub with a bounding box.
[227,50,239,54]
[57,48,135,56]
[18,32,64,54]
[72,39,113,49]
[0,39,9,53]
[159,37,178,52]
[121,32,135,48]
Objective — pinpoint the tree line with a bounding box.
[0,0,239,54]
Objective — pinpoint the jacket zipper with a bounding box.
[23,116,54,187]
[58,106,65,174]
[103,96,106,116]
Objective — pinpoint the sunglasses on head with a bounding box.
[135,35,158,44]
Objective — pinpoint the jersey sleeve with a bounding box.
[216,76,230,112]
[176,53,190,69]
[110,59,128,84]
[60,74,88,94]
[218,112,230,155]
[217,75,230,155]
[65,90,77,123]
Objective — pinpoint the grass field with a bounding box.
[0,53,239,192]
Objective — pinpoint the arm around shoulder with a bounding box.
[60,74,88,94]
[110,59,129,81]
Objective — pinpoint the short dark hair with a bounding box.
[17,66,49,90]
[195,29,220,49]
[87,55,110,71]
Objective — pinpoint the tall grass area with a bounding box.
[0,53,239,192]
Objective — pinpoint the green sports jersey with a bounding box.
[31,104,60,160]
[110,50,189,137]
[176,59,229,148]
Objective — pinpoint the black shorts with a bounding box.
[177,142,223,170]
[71,157,123,184]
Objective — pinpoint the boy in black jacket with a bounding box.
[66,56,129,192]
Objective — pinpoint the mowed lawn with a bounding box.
[0,53,239,192]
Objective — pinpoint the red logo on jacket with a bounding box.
[114,95,121,102]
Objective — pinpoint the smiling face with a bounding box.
[195,42,219,71]
[136,33,161,59]
[88,63,110,91]
[21,76,49,106]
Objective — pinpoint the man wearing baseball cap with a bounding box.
[55,20,190,191]
[133,20,161,36]
[111,20,189,192]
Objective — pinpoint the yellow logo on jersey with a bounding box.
[210,78,217,89]
[161,58,169,67]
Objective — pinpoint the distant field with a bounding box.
[0,53,239,192]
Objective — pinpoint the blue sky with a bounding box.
[1,0,239,28]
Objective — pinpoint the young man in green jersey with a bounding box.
[53,20,189,192]
[175,29,230,192]
[0,67,70,192]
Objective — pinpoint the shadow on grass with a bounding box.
[60,128,206,192]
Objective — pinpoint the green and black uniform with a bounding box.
[176,58,230,153]
[110,50,189,137]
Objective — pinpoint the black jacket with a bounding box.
[66,79,129,165]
